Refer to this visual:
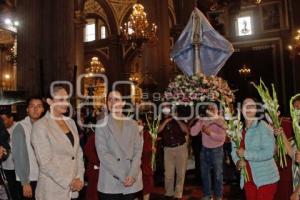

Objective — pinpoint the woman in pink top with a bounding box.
[190,104,227,200]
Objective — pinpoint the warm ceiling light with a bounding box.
[4,74,11,80]
[14,21,19,26]
[4,18,12,25]
[288,29,300,57]
[86,57,105,74]
[120,3,158,49]
[239,64,251,77]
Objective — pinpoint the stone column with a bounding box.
[17,0,42,96]
[138,0,171,90]
[40,0,75,95]
[290,0,300,93]
[17,0,77,97]
[74,10,86,102]
[108,36,125,92]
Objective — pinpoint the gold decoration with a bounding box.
[120,4,157,49]
[288,29,300,57]
[238,64,251,77]
[86,57,105,75]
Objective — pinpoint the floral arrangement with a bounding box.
[223,103,249,183]
[146,114,160,170]
[252,79,287,168]
[290,94,300,150]
[164,74,234,106]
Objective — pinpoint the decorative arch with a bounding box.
[83,0,118,35]
[108,0,137,29]
[85,13,111,36]
[168,8,177,27]
[95,0,118,34]
[124,49,140,74]
[119,4,134,27]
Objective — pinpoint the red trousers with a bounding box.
[244,181,278,200]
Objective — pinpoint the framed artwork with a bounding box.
[237,16,253,36]
[234,10,254,37]
[207,10,228,36]
[260,1,283,32]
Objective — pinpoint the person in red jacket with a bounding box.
[137,117,154,200]
[84,131,100,200]
[274,117,293,200]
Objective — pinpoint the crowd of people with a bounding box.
[0,85,300,200]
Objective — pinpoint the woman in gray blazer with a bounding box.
[31,85,85,200]
[95,91,143,200]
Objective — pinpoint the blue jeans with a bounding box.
[200,146,224,198]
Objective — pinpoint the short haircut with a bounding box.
[0,109,13,118]
[26,96,44,108]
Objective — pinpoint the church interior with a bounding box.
[1,0,300,200]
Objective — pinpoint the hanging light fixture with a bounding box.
[129,73,141,85]
[120,3,158,49]
[239,64,252,77]
[86,57,105,76]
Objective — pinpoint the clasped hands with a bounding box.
[70,178,84,192]
[123,176,135,187]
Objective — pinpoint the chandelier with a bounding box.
[288,29,300,57]
[120,4,158,49]
[86,57,105,76]
[129,73,141,85]
[239,64,251,77]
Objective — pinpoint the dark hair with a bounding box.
[0,110,13,118]
[137,113,149,131]
[26,96,44,108]
[242,97,264,126]
[292,95,300,105]
[46,84,69,100]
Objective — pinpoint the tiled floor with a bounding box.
[150,172,245,200]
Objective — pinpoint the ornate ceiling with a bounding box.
[84,0,108,24]
[84,0,137,28]
[84,0,176,30]
[109,0,137,25]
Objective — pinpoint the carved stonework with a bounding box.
[109,0,137,26]
[83,0,137,27]
[168,0,174,10]
[74,10,86,26]
[97,47,109,59]
[84,0,108,23]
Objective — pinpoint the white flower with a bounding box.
[200,96,206,102]
[224,113,231,121]
[233,120,239,126]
